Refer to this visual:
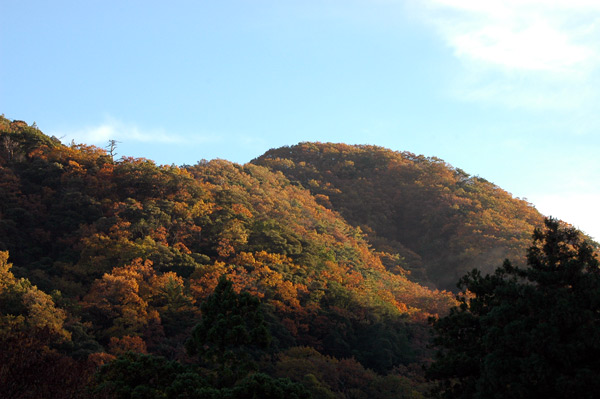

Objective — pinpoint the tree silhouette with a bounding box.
[106,139,120,161]
[186,275,271,385]
[427,218,600,399]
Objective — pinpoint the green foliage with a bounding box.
[0,251,70,342]
[0,120,472,396]
[93,352,311,399]
[92,352,203,399]
[427,218,600,399]
[272,346,423,399]
[186,276,271,384]
[228,373,312,399]
[253,142,544,290]
[0,118,60,163]
[247,219,303,256]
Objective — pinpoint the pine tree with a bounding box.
[427,218,600,399]
[185,275,271,386]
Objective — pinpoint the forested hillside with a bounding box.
[4,118,596,398]
[1,117,454,398]
[254,142,545,290]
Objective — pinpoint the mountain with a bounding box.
[1,117,454,398]
[253,142,545,290]
[6,118,591,398]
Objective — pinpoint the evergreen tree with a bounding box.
[186,275,271,385]
[427,218,600,398]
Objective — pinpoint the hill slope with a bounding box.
[253,142,545,290]
[1,118,454,397]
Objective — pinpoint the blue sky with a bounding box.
[1,0,599,240]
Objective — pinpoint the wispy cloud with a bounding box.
[422,0,600,72]
[415,0,600,109]
[56,117,218,146]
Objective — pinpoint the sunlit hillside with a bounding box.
[254,142,545,290]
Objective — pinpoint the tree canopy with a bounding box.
[253,142,544,290]
[1,117,446,398]
[427,218,600,399]
[186,275,271,384]
[4,117,594,398]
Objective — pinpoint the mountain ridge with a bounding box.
[2,117,595,398]
[253,141,546,290]
[1,117,453,396]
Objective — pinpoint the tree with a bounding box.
[91,352,200,399]
[186,275,271,386]
[228,373,311,399]
[0,251,70,342]
[0,327,95,399]
[427,218,600,399]
[92,352,310,399]
[106,139,120,161]
[83,258,158,340]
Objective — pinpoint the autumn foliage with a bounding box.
[254,142,544,290]
[3,117,591,397]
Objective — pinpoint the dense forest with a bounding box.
[1,117,598,398]
[254,143,545,290]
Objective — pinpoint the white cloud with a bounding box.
[416,0,600,109]
[422,0,600,71]
[56,118,217,146]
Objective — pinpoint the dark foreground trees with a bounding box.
[427,218,600,399]
[93,277,310,398]
[185,275,271,386]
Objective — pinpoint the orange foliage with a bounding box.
[108,335,148,355]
